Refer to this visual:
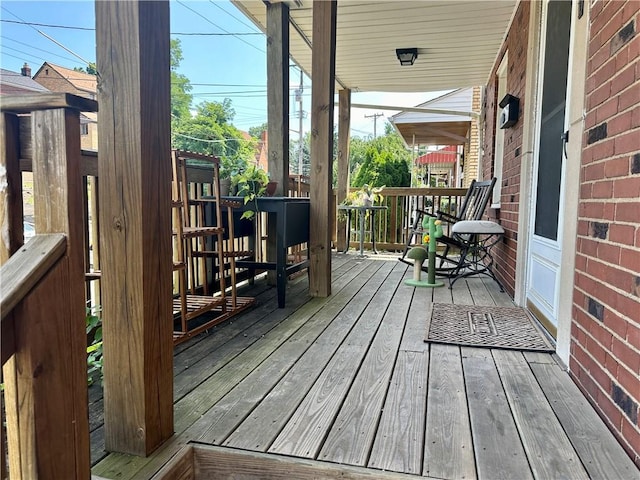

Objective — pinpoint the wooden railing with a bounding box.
[1,93,96,479]
[334,187,468,252]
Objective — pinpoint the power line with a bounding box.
[1,19,262,36]
[1,35,80,63]
[175,0,264,54]
[207,1,262,33]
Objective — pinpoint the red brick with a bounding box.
[594,56,618,89]
[588,335,609,365]
[614,42,631,72]
[636,227,640,247]
[619,246,640,274]
[616,364,640,399]
[603,203,616,221]
[592,180,614,198]
[590,320,614,349]
[609,223,636,244]
[615,293,640,324]
[614,130,640,155]
[604,310,630,339]
[580,201,603,218]
[611,337,640,374]
[629,323,640,349]
[632,105,640,128]
[579,237,599,257]
[614,176,640,198]
[608,110,633,136]
[589,138,616,163]
[620,420,640,458]
[605,157,631,177]
[616,202,640,222]
[586,162,606,181]
[580,183,593,200]
[597,242,621,264]
[619,83,640,111]
[588,81,613,110]
[598,390,624,431]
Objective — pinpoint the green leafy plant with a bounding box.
[231,164,269,220]
[86,305,103,386]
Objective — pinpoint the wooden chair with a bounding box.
[171,150,254,343]
[400,178,497,274]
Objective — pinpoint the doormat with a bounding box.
[425,303,555,352]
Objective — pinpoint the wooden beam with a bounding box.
[96,0,173,456]
[3,106,90,479]
[266,1,290,193]
[336,89,351,251]
[309,0,337,298]
[0,233,66,320]
[0,92,98,114]
[0,111,21,480]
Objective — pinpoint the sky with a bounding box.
[0,0,447,139]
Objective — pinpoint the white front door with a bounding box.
[526,0,573,337]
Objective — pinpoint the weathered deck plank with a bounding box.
[424,344,476,479]
[93,258,371,479]
[530,360,638,479]
[492,349,589,479]
[90,255,638,480]
[368,349,428,475]
[462,347,533,480]
[317,268,413,465]
[221,261,395,451]
[268,263,407,458]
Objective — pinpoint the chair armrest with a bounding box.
[436,211,459,224]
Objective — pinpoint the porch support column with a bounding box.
[336,88,351,251]
[266,1,289,192]
[96,0,173,456]
[309,0,337,298]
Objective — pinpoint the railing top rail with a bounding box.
[1,233,67,321]
[0,92,98,113]
[345,187,468,196]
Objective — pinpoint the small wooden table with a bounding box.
[338,205,388,256]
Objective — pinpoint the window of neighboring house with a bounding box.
[492,52,508,207]
[80,123,89,135]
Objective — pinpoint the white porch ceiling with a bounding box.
[233,0,518,93]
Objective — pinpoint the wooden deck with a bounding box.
[91,254,638,479]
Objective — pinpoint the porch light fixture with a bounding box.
[396,48,418,66]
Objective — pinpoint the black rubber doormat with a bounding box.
[425,303,555,352]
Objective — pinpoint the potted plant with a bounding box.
[220,156,248,196]
[231,164,270,219]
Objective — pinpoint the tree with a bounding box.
[248,123,268,139]
[73,63,97,75]
[172,99,256,167]
[349,125,412,187]
[170,39,193,123]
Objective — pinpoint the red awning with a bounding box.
[415,145,458,164]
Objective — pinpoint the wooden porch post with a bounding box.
[266,1,290,193]
[96,1,174,456]
[336,88,351,251]
[309,0,337,298]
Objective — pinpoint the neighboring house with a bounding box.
[0,64,49,95]
[390,87,481,188]
[255,130,268,172]
[414,145,460,187]
[481,1,639,464]
[32,62,98,150]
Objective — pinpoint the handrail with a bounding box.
[0,233,67,321]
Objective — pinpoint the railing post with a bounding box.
[1,94,95,479]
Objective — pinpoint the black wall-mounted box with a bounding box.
[498,94,519,129]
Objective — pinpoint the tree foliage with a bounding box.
[172,99,256,167]
[170,39,193,122]
[248,123,268,139]
[73,63,97,75]
[350,125,411,187]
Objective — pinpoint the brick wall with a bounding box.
[463,86,481,189]
[571,0,640,465]
[481,1,530,296]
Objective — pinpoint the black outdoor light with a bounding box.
[396,48,418,66]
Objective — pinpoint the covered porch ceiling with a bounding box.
[232,0,518,93]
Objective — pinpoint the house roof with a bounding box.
[232,1,517,92]
[415,145,458,164]
[0,68,49,93]
[33,62,97,93]
[390,88,475,146]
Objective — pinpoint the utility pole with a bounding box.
[365,112,384,138]
[296,68,305,176]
